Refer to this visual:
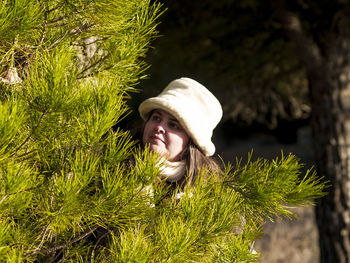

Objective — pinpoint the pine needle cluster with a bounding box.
[0,0,327,262]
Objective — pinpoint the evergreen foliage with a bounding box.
[0,0,327,262]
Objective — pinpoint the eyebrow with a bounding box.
[168,117,182,129]
[169,117,180,123]
[154,110,181,124]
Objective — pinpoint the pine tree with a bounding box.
[0,1,327,262]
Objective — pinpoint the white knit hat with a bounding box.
[138,77,223,156]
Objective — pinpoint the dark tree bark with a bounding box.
[271,1,350,261]
[311,62,350,263]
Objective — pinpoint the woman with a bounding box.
[87,78,224,252]
[138,77,223,189]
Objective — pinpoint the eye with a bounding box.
[168,121,180,130]
[151,114,161,122]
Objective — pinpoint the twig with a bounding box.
[48,24,94,50]
[48,16,65,24]
[71,37,109,50]
[25,225,101,256]
[76,55,109,79]
[9,110,48,158]
[0,185,40,205]
[90,227,111,263]
[15,150,36,160]
[47,3,62,14]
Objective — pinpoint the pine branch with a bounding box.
[24,180,148,257]
[9,110,48,158]
[15,150,36,160]
[0,185,40,205]
[47,23,94,50]
[76,54,109,79]
[225,153,328,221]
[25,225,100,256]
[48,16,65,25]
[46,3,63,14]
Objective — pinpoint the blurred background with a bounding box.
[128,1,321,262]
[124,0,319,263]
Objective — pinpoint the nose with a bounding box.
[154,123,165,134]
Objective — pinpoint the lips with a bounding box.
[150,135,165,144]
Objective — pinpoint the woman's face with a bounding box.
[142,109,190,162]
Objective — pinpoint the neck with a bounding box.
[159,159,186,182]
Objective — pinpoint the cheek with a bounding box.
[142,122,151,144]
[181,135,190,150]
[172,133,189,151]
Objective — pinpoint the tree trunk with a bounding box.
[270,2,350,260]
[311,68,350,262]
[310,15,350,262]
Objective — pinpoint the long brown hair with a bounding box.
[176,140,222,189]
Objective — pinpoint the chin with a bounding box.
[149,144,167,156]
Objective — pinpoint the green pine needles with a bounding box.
[0,0,327,262]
